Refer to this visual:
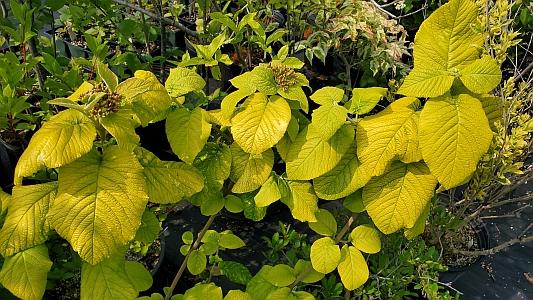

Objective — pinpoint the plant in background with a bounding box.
[294,0,409,88]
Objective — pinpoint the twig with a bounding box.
[165,214,217,300]
[112,0,198,37]
[515,60,533,81]
[369,0,398,19]
[453,224,533,256]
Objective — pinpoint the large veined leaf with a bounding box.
[310,237,340,274]
[313,144,371,200]
[49,146,148,264]
[363,162,437,234]
[165,67,206,97]
[278,85,309,113]
[479,95,502,131]
[135,148,204,203]
[0,189,11,215]
[166,107,212,164]
[356,97,422,177]
[308,104,348,140]
[14,109,96,185]
[81,255,140,300]
[0,182,58,256]
[349,87,388,115]
[336,245,369,291]
[397,0,483,97]
[100,109,140,151]
[459,56,502,94]
[116,70,172,126]
[184,283,223,300]
[279,180,319,222]
[0,245,52,300]
[419,94,493,189]
[286,125,354,180]
[231,93,291,154]
[310,86,344,106]
[404,202,430,240]
[230,144,273,193]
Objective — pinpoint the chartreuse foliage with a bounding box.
[1,61,208,299]
[0,0,501,298]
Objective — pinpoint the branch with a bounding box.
[453,224,533,256]
[369,0,398,19]
[515,60,533,81]
[164,214,217,300]
[112,0,198,37]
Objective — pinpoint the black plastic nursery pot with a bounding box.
[0,138,21,192]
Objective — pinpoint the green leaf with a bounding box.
[243,195,268,221]
[459,56,502,94]
[224,290,252,300]
[310,87,344,106]
[336,245,368,291]
[278,86,309,113]
[308,104,348,140]
[219,233,245,249]
[125,261,153,292]
[293,260,324,284]
[279,180,319,222]
[254,175,281,207]
[419,94,493,189]
[404,202,430,240]
[96,61,119,92]
[166,107,212,164]
[14,109,96,185]
[230,144,273,193]
[81,255,137,300]
[117,70,173,126]
[0,245,52,300]
[286,125,354,180]
[193,143,232,185]
[308,209,337,236]
[349,87,388,114]
[187,250,207,275]
[165,67,206,97]
[0,190,11,215]
[49,146,148,264]
[246,266,277,300]
[251,66,277,95]
[0,182,57,256]
[350,224,381,254]
[193,182,225,216]
[225,195,244,213]
[182,231,194,245]
[265,288,296,300]
[397,0,483,97]
[264,264,296,287]
[136,147,204,203]
[343,190,365,213]
[310,237,340,274]
[184,283,222,300]
[134,210,162,244]
[313,144,371,200]
[363,162,437,234]
[356,97,421,177]
[100,110,140,151]
[219,261,252,286]
[231,93,291,154]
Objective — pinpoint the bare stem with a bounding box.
[165,214,217,300]
[452,224,532,256]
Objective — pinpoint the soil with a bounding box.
[441,224,484,269]
[44,273,81,300]
[126,238,164,274]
